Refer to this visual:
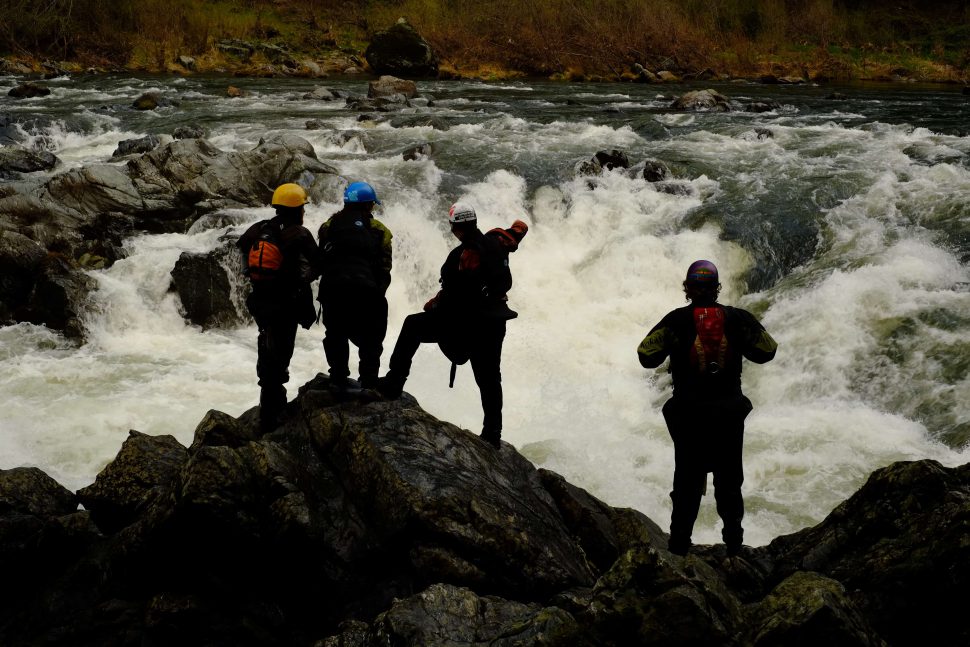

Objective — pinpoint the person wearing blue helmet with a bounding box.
[637,260,777,557]
[316,181,392,391]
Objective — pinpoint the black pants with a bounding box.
[320,290,388,387]
[250,308,298,430]
[387,310,506,433]
[662,395,752,547]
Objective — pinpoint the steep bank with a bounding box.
[1,0,968,83]
[0,374,967,646]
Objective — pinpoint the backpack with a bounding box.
[318,214,383,294]
[247,222,284,281]
[445,219,529,388]
[689,306,730,375]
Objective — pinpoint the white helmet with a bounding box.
[448,203,477,224]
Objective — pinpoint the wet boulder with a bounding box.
[20,253,97,339]
[746,571,886,646]
[576,149,630,175]
[321,583,580,646]
[766,460,970,646]
[172,124,206,140]
[368,75,419,100]
[170,238,250,329]
[110,134,161,160]
[132,92,161,110]
[586,545,744,645]
[630,159,670,182]
[364,18,439,78]
[77,431,188,534]
[402,142,433,160]
[8,82,51,99]
[0,229,47,323]
[302,87,338,101]
[671,89,731,112]
[0,146,59,178]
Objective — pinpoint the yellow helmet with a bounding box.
[271,183,308,208]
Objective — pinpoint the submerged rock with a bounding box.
[671,89,732,112]
[8,82,51,99]
[0,377,966,646]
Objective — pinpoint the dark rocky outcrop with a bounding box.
[110,134,161,159]
[671,89,732,112]
[368,75,419,100]
[0,145,60,178]
[132,92,163,110]
[402,142,433,160]
[170,238,250,329]
[0,135,338,337]
[0,377,966,646]
[576,149,630,175]
[8,82,51,99]
[364,18,439,78]
[172,124,207,140]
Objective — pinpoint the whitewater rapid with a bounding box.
[1,75,968,546]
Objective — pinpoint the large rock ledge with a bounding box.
[0,135,338,338]
[0,378,966,646]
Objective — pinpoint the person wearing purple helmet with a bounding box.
[637,260,777,557]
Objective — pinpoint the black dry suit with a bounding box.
[317,206,392,388]
[237,213,319,431]
[385,223,524,443]
[637,301,777,552]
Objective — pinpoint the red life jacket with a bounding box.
[689,306,729,375]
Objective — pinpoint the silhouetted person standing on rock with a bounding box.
[637,260,777,556]
[379,204,528,449]
[237,183,319,432]
[317,181,392,391]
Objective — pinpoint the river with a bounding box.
[1,73,968,547]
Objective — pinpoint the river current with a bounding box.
[1,74,968,546]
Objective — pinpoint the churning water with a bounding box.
[2,74,968,546]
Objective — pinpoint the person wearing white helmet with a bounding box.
[237,183,320,432]
[637,260,777,557]
[378,203,528,449]
[316,181,393,391]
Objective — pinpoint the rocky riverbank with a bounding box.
[0,374,967,646]
[2,16,966,86]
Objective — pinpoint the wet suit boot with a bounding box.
[259,385,287,434]
[376,372,405,399]
[480,428,501,449]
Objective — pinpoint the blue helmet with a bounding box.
[343,181,381,205]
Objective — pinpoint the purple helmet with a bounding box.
[685,260,719,284]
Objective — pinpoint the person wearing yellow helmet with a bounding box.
[237,182,320,432]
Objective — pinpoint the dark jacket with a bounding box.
[436,227,516,320]
[316,210,392,298]
[237,215,319,325]
[638,303,777,399]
